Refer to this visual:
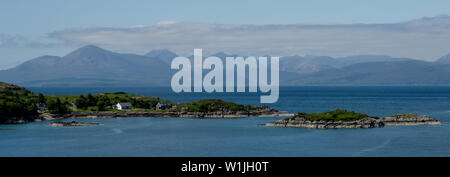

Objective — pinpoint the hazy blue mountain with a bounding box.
[286,60,450,85]
[183,52,302,84]
[0,45,171,86]
[335,55,414,67]
[210,52,239,59]
[184,52,240,64]
[280,55,416,74]
[0,46,448,86]
[145,49,178,64]
[280,55,335,73]
[436,53,450,64]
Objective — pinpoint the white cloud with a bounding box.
[48,16,450,60]
[155,21,177,27]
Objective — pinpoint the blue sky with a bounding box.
[1,0,450,69]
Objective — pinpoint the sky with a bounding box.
[1,0,450,69]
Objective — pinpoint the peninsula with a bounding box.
[0,82,282,124]
[265,110,441,129]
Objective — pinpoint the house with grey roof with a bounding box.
[114,102,134,110]
[156,102,172,110]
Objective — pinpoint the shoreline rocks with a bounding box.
[2,108,286,124]
[380,115,441,126]
[265,114,441,129]
[0,116,39,124]
[42,108,284,120]
[49,121,102,127]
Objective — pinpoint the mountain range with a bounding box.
[0,45,449,86]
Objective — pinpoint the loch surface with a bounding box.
[1,86,449,157]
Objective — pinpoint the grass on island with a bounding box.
[44,92,174,113]
[174,99,267,113]
[1,81,268,123]
[284,109,370,122]
[391,113,418,118]
[47,94,265,113]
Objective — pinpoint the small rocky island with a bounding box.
[49,121,102,127]
[265,110,441,129]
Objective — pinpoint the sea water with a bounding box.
[0,86,449,156]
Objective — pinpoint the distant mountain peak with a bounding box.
[74,45,107,53]
[436,53,450,64]
[210,52,238,59]
[145,49,177,64]
[80,45,102,49]
[145,49,177,58]
[64,45,113,58]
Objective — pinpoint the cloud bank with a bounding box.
[0,34,61,48]
[35,16,450,60]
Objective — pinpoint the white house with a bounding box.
[115,102,133,110]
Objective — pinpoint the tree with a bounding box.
[38,93,46,104]
[199,104,209,113]
[75,95,87,109]
[87,93,97,106]
[47,98,69,114]
[96,100,106,111]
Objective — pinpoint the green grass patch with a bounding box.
[175,99,267,113]
[285,109,370,122]
[391,113,418,118]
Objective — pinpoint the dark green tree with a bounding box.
[87,93,97,106]
[75,95,87,109]
[96,100,107,111]
[38,93,46,104]
[47,98,69,114]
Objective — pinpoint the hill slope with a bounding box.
[1,46,449,86]
[0,45,171,86]
[436,53,450,64]
[145,49,178,64]
[286,61,450,85]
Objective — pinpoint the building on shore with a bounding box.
[156,102,172,110]
[113,102,134,110]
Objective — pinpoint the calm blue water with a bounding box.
[1,86,449,157]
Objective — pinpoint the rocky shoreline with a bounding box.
[49,121,102,127]
[2,109,289,124]
[38,108,288,121]
[265,114,441,129]
[379,115,441,126]
[1,116,39,124]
